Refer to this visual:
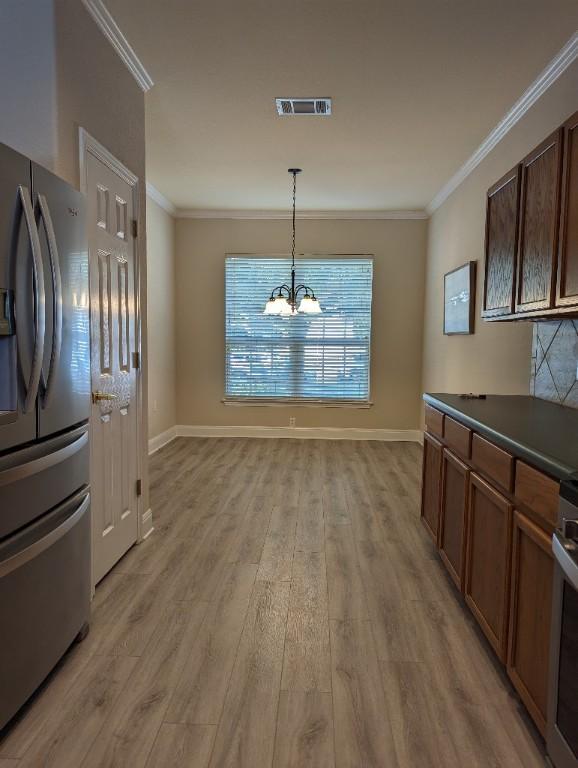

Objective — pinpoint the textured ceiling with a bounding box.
[105,0,578,211]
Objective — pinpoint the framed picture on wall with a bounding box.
[443,261,476,335]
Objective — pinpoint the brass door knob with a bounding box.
[92,391,118,403]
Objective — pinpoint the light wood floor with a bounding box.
[0,438,547,767]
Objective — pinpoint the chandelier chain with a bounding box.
[291,170,296,269]
[263,168,322,315]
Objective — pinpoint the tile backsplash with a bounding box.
[531,319,578,408]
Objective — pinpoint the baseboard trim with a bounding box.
[148,425,178,455]
[140,508,154,541]
[149,423,422,448]
[175,424,422,442]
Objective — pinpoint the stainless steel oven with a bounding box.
[548,475,578,768]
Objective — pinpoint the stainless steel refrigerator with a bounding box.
[0,142,91,730]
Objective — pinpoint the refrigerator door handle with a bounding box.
[0,491,89,579]
[17,185,45,414]
[37,194,62,408]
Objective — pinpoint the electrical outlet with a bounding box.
[289,417,296,427]
[153,399,158,413]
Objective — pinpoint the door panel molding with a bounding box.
[79,128,146,587]
[79,130,138,189]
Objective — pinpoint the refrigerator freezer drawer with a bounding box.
[0,424,88,539]
[0,489,90,730]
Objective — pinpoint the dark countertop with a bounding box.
[423,393,578,482]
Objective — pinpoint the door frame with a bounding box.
[78,128,146,547]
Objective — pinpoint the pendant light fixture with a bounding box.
[263,169,322,316]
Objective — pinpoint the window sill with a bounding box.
[222,398,373,409]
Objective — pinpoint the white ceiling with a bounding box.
[105,0,578,212]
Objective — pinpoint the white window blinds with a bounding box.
[225,256,373,401]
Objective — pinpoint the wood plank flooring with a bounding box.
[0,438,547,767]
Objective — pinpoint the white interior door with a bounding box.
[85,146,139,585]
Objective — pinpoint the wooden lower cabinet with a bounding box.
[439,449,469,590]
[421,432,442,543]
[465,473,513,662]
[507,511,554,736]
[422,419,558,735]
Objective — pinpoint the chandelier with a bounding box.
[263,169,322,316]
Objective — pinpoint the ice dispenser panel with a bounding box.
[0,289,16,414]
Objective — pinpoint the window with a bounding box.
[225,256,373,402]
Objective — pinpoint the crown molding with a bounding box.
[427,31,578,214]
[81,0,153,92]
[176,208,428,220]
[146,182,177,216]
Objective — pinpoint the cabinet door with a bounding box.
[516,129,563,313]
[421,432,442,544]
[482,165,521,317]
[507,511,553,736]
[556,110,578,307]
[465,473,513,661]
[439,449,469,591]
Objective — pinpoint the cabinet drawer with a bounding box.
[471,434,514,492]
[514,461,559,525]
[425,405,444,438]
[444,416,472,459]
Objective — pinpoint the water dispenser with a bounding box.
[0,288,16,413]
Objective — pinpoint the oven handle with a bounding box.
[553,530,578,590]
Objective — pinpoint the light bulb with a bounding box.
[278,298,294,316]
[263,298,280,315]
[298,295,322,314]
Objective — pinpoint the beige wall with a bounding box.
[1,1,150,513]
[422,60,578,399]
[175,218,427,430]
[0,1,57,169]
[53,0,146,196]
[147,198,177,438]
[53,0,150,514]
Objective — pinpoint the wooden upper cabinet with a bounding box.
[465,473,513,662]
[507,511,553,736]
[482,166,521,317]
[516,129,563,313]
[557,110,578,307]
[421,432,442,544]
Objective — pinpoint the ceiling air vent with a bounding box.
[275,98,332,116]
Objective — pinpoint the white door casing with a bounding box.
[80,130,142,586]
